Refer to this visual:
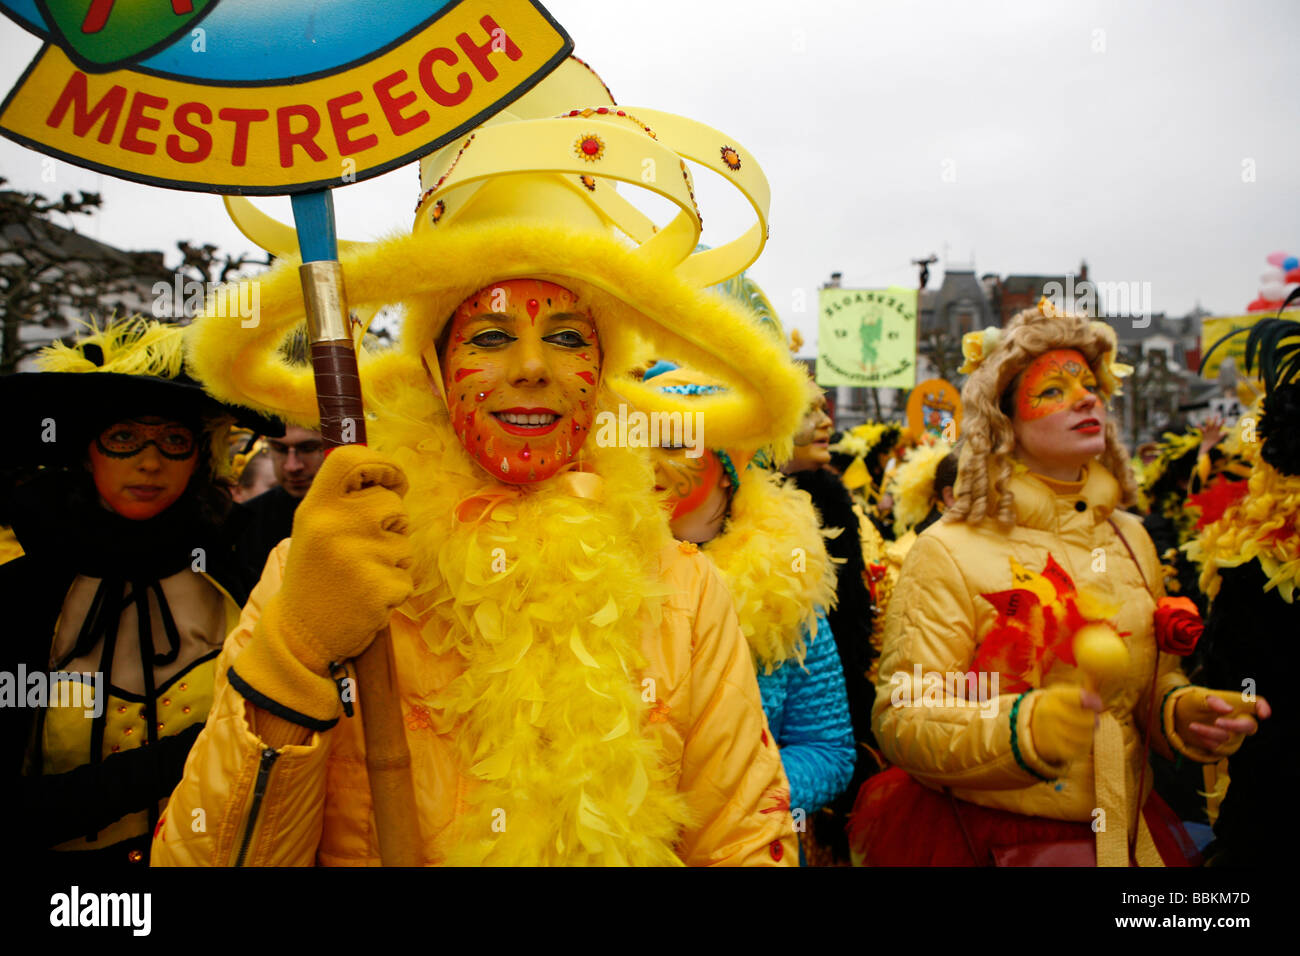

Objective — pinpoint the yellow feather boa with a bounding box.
[1187,459,1300,604]
[886,440,954,536]
[368,379,693,865]
[700,470,838,673]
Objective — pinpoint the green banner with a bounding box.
[816,286,917,388]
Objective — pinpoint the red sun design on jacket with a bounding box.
[972,554,1124,693]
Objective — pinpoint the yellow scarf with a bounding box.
[371,388,692,865]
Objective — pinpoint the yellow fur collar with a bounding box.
[701,471,838,671]
[370,383,691,865]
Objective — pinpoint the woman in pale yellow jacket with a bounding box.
[851,299,1268,866]
[150,59,808,867]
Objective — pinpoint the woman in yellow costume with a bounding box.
[152,57,807,866]
[849,299,1268,867]
[641,361,855,866]
[0,319,280,867]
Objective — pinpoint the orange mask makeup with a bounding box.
[653,447,725,520]
[441,279,601,484]
[1015,349,1098,421]
[88,419,198,520]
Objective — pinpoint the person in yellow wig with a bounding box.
[152,57,807,866]
[849,298,1268,867]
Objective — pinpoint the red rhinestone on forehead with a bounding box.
[526,299,539,319]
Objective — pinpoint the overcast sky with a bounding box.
[1,0,1297,354]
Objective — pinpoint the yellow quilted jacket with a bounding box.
[872,464,1203,859]
[152,540,796,867]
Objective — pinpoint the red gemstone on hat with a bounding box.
[769,840,784,862]
[581,138,599,155]
[596,107,609,114]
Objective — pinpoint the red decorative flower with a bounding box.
[574,134,605,162]
[1154,596,1203,656]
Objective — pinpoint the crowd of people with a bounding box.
[2,56,1293,869]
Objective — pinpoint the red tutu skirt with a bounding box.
[848,767,1200,866]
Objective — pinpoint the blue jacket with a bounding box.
[755,608,856,815]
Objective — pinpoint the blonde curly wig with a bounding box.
[945,307,1137,526]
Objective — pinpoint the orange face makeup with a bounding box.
[88,418,198,520]
[1015,349,1098,421]
[652,447,725,520]
[441,279,601,484]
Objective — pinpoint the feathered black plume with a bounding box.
[1246,287,1300,475]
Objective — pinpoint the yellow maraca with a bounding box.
[1073,623,1130,695]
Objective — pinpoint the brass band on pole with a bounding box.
[299,260,351,343]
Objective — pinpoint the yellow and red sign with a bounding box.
[1201,312,1300,379]
[905,378,961,439]
[0,0,571,193]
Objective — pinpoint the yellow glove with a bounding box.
[1028,686,1101,765]
[229,445,414,730]
[1170,688,1262,760]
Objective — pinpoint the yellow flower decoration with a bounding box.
[1093,341,1134,397]
[958,325,1003,375]
[1036,295,1068,319]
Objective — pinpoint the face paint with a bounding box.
[1015,349,1098,421]
[791,407,820,446]
[94,419,197,459]
[783,396,833,474]
[1010,348,1108,479]
[88,418,198,520]
[441,278,601,484]
[652,447,725,520]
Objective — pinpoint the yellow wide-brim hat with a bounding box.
[190,57,804,452]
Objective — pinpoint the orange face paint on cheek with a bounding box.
[654,450,723,519]
[441,279,601,484]
[1015,349,1094,421]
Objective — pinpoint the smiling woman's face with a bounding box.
[441,278,602,484]
[1009,348,1107,477]
[88,417,198,520]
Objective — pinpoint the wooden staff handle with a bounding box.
[301,262,422,866]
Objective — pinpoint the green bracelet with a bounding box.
[1010,690,1055,783]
